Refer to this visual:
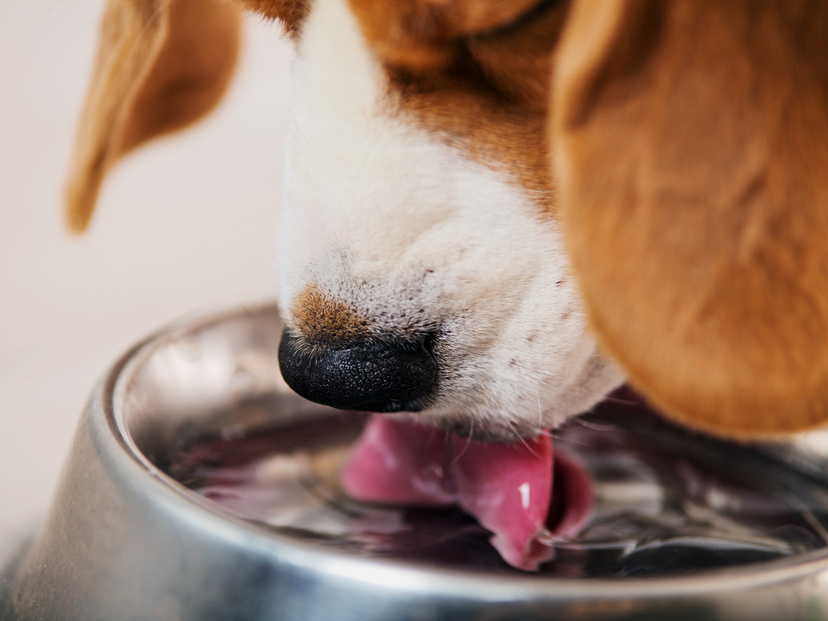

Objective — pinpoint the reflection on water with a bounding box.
[167,402,828,578]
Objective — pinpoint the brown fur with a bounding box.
[553,0,828,436]
[379,1,569,217]
[345,0,544,72]
[291,284,371,345]
[67,0,828,437]
[65,0,241,233]
[237,0,308,38]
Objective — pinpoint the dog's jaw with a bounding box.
[276,0,623,440]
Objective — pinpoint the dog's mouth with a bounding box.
[340,415,593,571]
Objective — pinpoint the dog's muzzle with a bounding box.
[278,329,438,412]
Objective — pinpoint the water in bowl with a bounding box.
[165,400,828,578]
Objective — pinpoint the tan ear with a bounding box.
[65,0,241,233]
[553,0,828,436]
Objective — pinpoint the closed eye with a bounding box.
[470,0,566,41]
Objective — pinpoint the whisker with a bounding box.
[550,431,590,448]
[537,393,543,428]
[573,417,616,432]
[506,419,543,459]
[542,429,571,443]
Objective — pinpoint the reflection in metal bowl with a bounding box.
[2,304,828,620]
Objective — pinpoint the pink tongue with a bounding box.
[340,416,587,571]
[338,415,456,506]
[449,432,554,570]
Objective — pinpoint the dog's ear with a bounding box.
[553,0,828,436]
[65,0,241,233]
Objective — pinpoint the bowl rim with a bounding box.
[103,302,828,603]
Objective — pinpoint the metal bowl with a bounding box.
[3,304,828,620]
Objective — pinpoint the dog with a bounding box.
[66,0,828,442]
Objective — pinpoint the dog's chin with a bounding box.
[371,412,522,444]
[379,385,625,444]
[333,341,625,443]
[436,419,530,444]
[416,366,626,443]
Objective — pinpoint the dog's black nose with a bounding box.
[278,328,438,412]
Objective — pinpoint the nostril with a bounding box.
[278,328,438,412]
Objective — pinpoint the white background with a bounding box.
[0,0,294,541]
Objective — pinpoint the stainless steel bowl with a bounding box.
[3,304,828,620]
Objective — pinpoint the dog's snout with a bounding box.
[278,328,438,412]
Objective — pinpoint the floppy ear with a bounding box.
[553,0,828,436]
[65,0,241,233]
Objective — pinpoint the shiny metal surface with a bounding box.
[2,303,828,620]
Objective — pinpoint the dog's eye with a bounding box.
[466,0,564,39]
[348,0,566,72]
[434,0,564,40]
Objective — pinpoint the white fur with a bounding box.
[276,0,623,439]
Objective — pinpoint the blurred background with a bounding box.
[0,0,293,541]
